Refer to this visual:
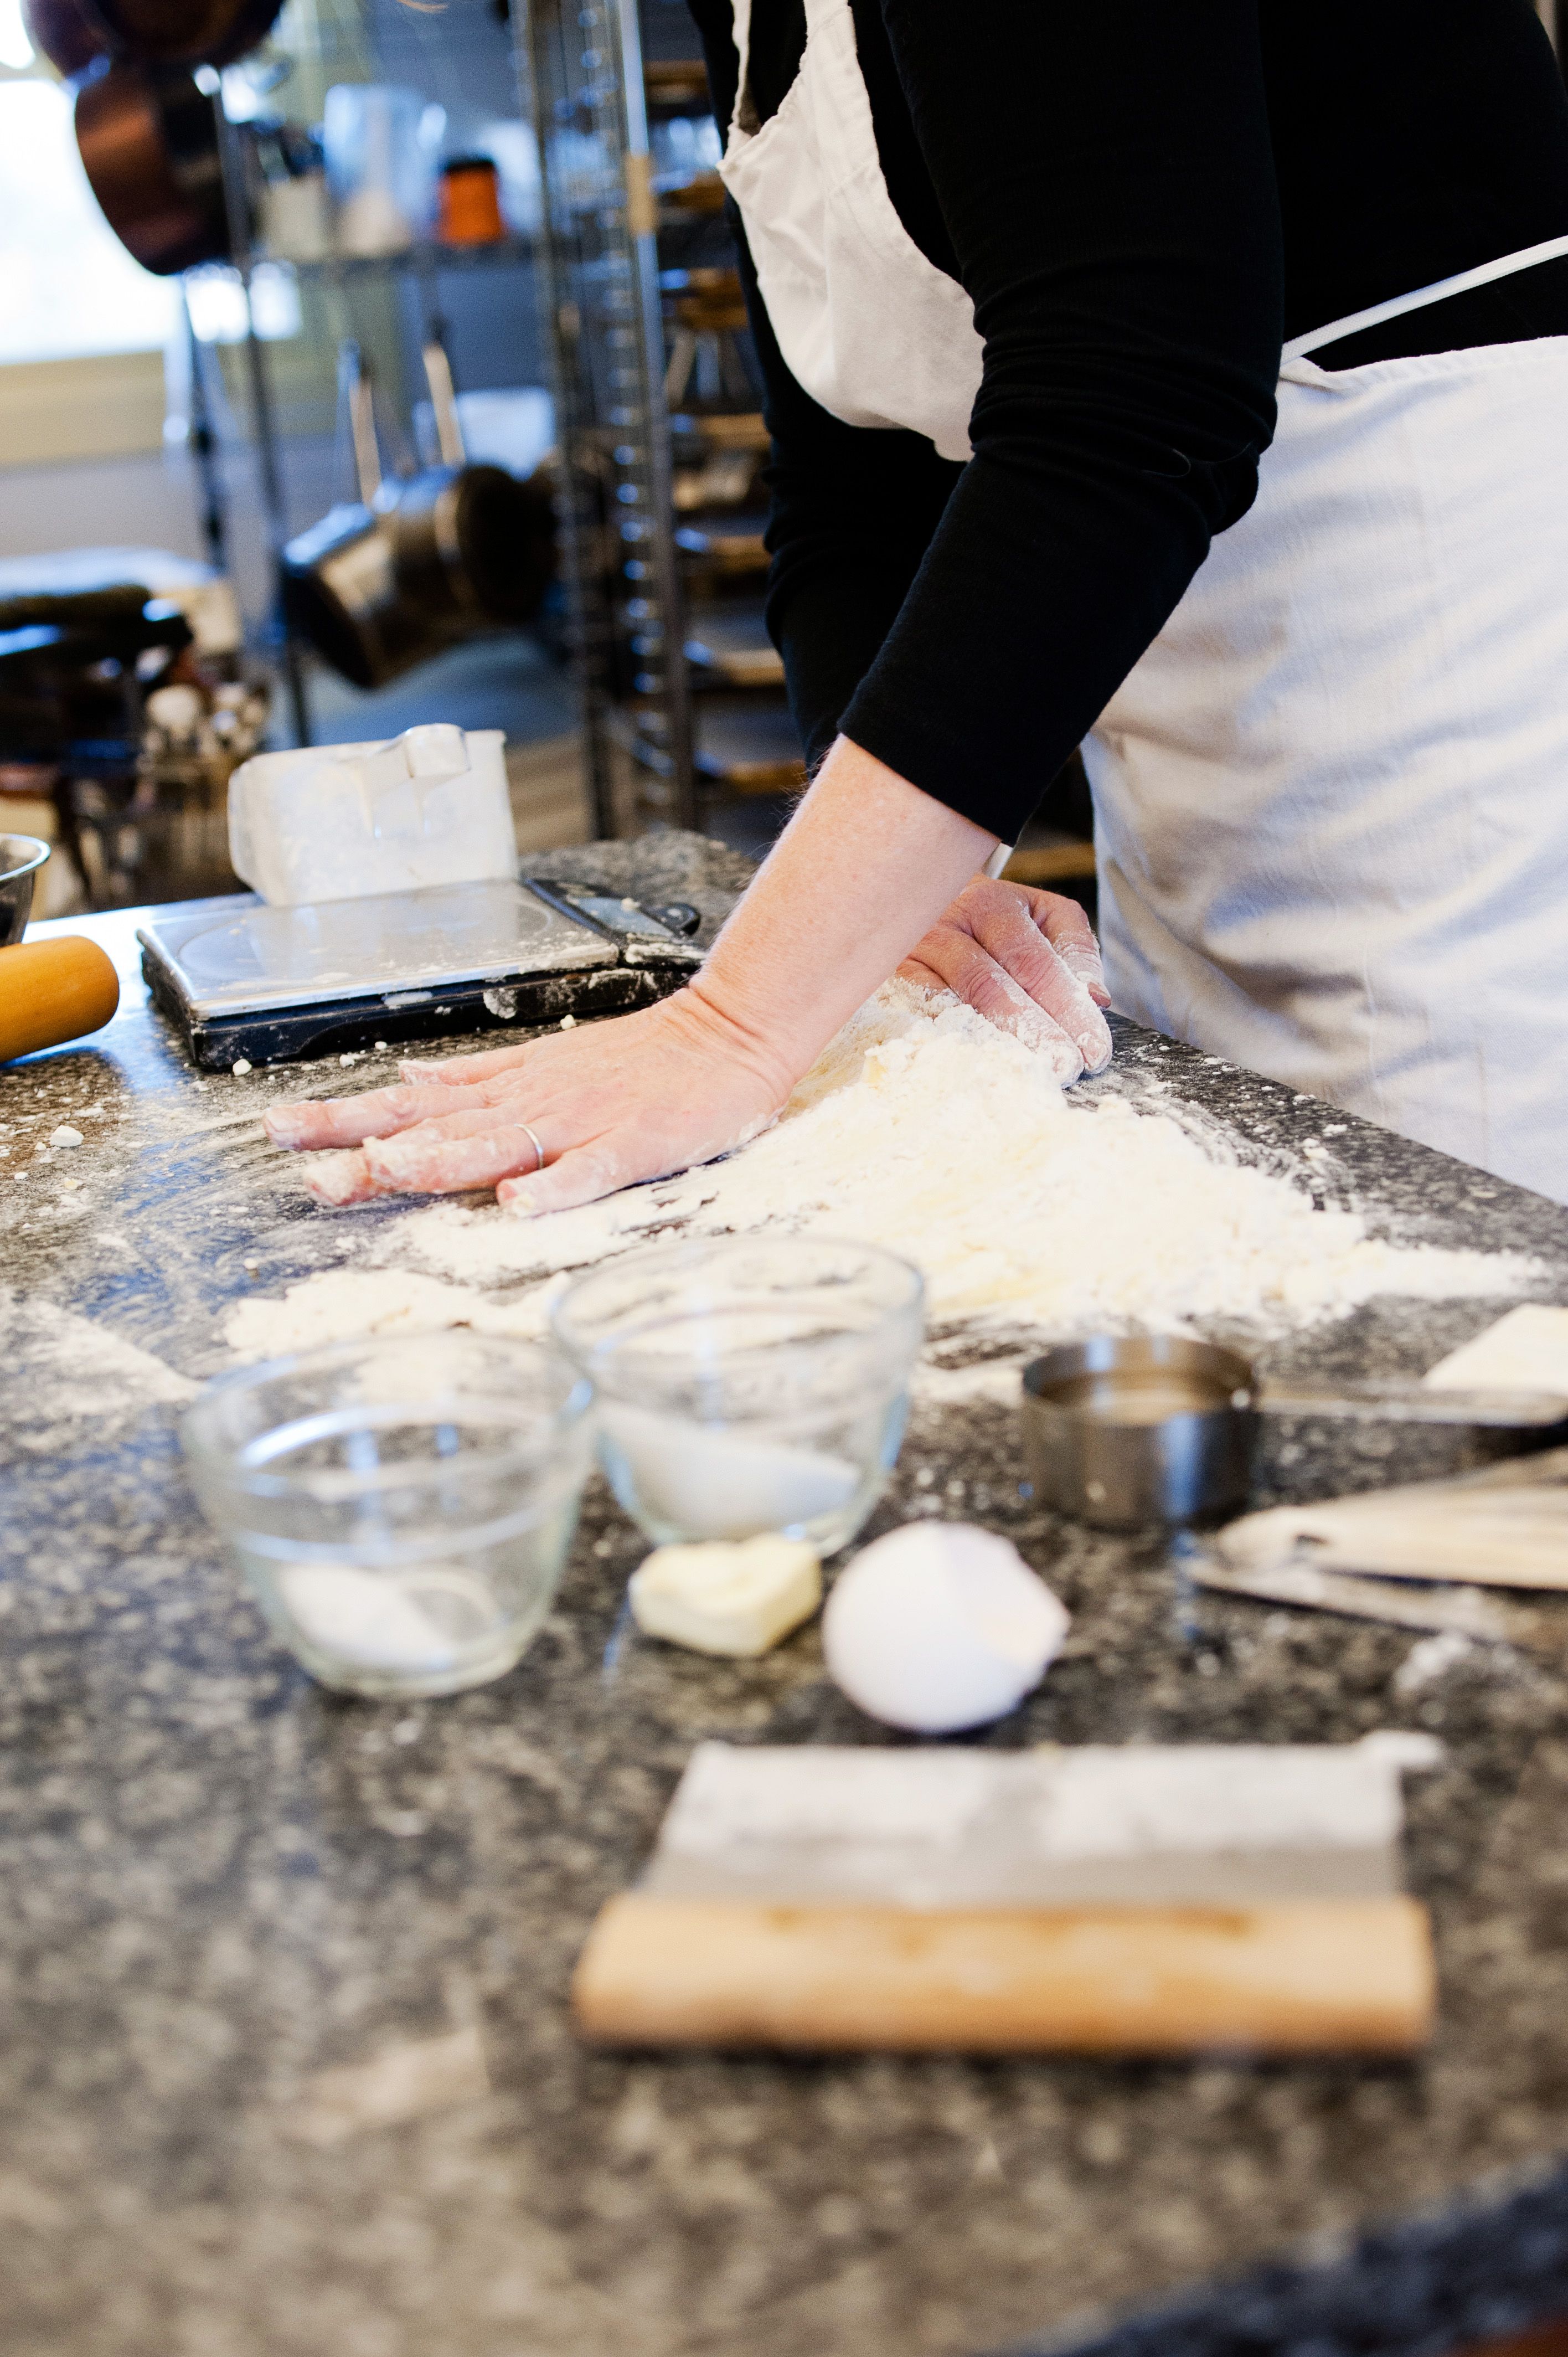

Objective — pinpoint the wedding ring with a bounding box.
[518,1120,545,1174]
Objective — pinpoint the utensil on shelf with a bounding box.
[437,155,505,245]
[280,343,438,689]
[322,83,429,257]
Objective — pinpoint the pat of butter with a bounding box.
[628,1536,823,1658]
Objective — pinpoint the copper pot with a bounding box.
[75,60,229,277]
[23,0,283,76]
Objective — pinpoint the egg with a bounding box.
[822,1522,1069,1733]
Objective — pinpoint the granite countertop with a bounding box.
[5,833,1568,2357]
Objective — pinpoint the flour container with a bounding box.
[227,723,515,906]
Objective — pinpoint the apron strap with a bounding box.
[728,0,756,141]
[1283,231,1568,363]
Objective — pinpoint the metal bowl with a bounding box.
[1021,1336,1257,1529]
[0,835,50,947]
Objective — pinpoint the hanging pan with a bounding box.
[388,338,555,632]
[74,58,230,276]
[283,341,556,688]
[24,0,285,78]
[281,343,450,692]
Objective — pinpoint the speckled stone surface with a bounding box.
[4,836,1568,2357]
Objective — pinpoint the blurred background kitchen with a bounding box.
[4,0,1559,924]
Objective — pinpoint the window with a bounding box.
[0,12,181,366]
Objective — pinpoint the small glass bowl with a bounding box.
[551,1234,925,1555]
[182,1333,592,1698]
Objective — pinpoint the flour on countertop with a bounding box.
[0,1286,197,1430]
[225,1268,558,1359]
[234,985,1542,1361]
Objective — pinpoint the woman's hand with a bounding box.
[899,877,1112,1080]
[262,986,791,1210]
[262,735,1115,1212]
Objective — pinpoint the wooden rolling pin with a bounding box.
[0,936,120,1061]
[572,1894,1436,2057]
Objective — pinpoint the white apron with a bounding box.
[720,0,1568,1202]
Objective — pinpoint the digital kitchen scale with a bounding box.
[138,874,704,1070]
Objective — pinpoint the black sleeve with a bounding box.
[692,0,1284,845]
[686,0,964,776]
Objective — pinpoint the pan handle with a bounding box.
[421,337,467,467]
[338,341,383,508]
[1258,1378,1568,1429]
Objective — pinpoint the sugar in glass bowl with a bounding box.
[551,1234,925,1555]
[182,1332,592,1697]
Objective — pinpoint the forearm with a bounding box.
[690,735,996,1088]
[266,742,1107,1212]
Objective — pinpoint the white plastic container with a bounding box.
[228,724,516,907]
[322,84,432,254]
[261,172,332,265]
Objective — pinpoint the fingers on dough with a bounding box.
[399,1038,537,1086]
[303,1149,381,1205]
[915,929,1085,1080]
[363,1122,549,1194]
[964,899,1112,1071]
[266,1080,483,1149]
[1023,889,1111,1008]
[498,1142,633,1216]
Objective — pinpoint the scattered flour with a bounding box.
[236,986,1543,1361]
[1393,1630,1477,1693]
[224,1268,558,1360]
[910,1359,1029,1408]
[0,1286,196,1428]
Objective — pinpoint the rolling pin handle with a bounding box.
[0,936,120,1062]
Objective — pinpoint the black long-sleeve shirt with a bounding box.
[685,0,1568,844]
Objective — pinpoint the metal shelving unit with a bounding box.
[193,0,553,753]
[514,0,695,835]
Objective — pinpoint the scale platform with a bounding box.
[138,874,704,1070]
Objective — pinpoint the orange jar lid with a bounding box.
[438,158,504,246]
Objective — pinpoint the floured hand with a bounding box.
[898,878,1111,1080]
[264,735,1114,1214]
[262,987,790,1210]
